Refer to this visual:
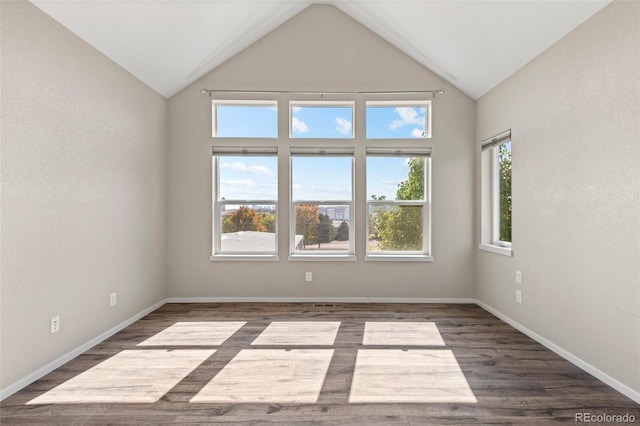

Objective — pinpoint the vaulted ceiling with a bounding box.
[31,0,611,99]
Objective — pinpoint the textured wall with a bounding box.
[167,5,476,299]
[1,1,168,390]
[476,1,640,393]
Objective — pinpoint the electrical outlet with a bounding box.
[305,272,312,282]
[516,290,522,304]
[50,316,60,334]
[515,270,522,284]
[110,292,117,307]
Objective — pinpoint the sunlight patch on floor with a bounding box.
[191,349,334,403]
[251,321,341,345]
[349,349,477,403]
[362,322,445,346]
[27,350,214,404]
[137,321,246,346]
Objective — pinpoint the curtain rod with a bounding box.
[200,88,445,97]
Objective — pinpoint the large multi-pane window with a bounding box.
[366,149,431,257]
[480,130,512,256]
[290,151,354,256]
[212,148,278,257]
[210,98,433,261]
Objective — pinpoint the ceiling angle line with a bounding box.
[200,88,445,97]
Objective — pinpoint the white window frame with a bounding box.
[289,148,356,261]
[212,100,278,138]
[289,101,355,139]
[211,147,279,261]
[479,130,513,257]
[365,100,432,139]
[365,148,433,262]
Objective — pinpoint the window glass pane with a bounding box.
[291,105,353,138]
[498,141,512,242]
[215,103,277,138]
[368,205,423,252]
[366,105,428,139]
[294,204,350,252]
[220,204,276,253]
[291,156,352,201]
[367,157,424,201]
[218,156,277,201]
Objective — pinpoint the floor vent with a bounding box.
[312,303,336,308]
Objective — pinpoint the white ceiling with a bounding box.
[31,0,611,99]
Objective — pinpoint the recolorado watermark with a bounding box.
[575,412,636,423]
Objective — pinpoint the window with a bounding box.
[290,102,354,139]
[212,101,277,138]
[212,148,278,259]
[290,150,354,258]
[209,96,435,262]
[366,149,432,260]
[479,130,512,256]
[366,101,431,139]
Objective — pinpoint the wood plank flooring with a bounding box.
[2,303,639,425]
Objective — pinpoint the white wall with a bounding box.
[476,0,639,394]
[167,5,476,299]
[1,1,168,391]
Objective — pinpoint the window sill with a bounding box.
[288,254,357,262]
[210,254,280,262]
[365,255,434,262]
[478,244,513,257]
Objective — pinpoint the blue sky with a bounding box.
[219,155,413,201]
[217,105,427,201]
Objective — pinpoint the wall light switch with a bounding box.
[515,270,522,284]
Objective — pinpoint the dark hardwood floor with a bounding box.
[2,303,639,425]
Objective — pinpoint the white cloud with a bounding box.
[221,162,274,176]
[292,106,302,113]
[292,116,309,133]
[335,117,352,135]
[411,128,425,138]
[390,107,424,130]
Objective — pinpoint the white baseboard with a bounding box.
[166,297,477,304]
[0,300,166,401]
[475,300,640,405]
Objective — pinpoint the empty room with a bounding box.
[1,0,639,424]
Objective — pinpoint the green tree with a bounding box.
[499,143,512,242]
[222,206,266,233]
[295,204,319,248]
[316,213,336,247]
[262,213,276,233]
[370,158,424,251]
[335,221,349,241]
[396,158,424,200]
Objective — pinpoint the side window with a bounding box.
[212,150,278,257]
[480,130,512,255]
